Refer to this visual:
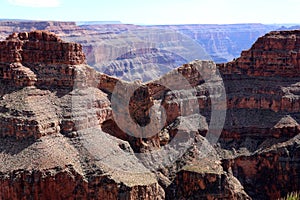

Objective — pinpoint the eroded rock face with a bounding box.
[0,20,287,82]
[216,30,300,199]
[225,136,300,200]
[0,31,86,139]
[216,30,300,141]
[1,30,300,200]
[0,31,164,199]
[1,31,85,65]
[0,31,85,90]
[218,30,300,77]
[151,24,280,63]
[74,24,280,81]
[166,166,250,200]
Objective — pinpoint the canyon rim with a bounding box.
[0,24,299,200]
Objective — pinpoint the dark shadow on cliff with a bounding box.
[0,136,35,155]
[217,74,300,152]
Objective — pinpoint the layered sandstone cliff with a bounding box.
[0,20,286,82]
[69,23,278,81]
[96,30,300,199]
[0,31,164,199]
[216,30,300,199]
[151,24,279,63]
[0,29,299,200]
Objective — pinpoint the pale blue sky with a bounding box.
[0,0,299,24]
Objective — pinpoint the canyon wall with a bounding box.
[0,31,164,199]
[0,20,287,82]
[151,24,279,63]
[0,29,299,199]
[69,23,280,81]
[216,30,300,199]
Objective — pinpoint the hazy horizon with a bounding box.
[1,18,300,27]
[0,0,300,25]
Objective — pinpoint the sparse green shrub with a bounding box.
[281,191,300,200]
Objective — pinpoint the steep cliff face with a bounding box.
[151,24,279,63]
[0,31,85,88]
[0,20,294,82]
[0,31,164,200]
[219,30,300,77]
[166,164,250,200]
[217,30,300,140]
[222,136,300,199]
[0,31,85,139]
[70,26,211,82]
[70,23,280,81]
[216,30,300,199]
[99,30,300,199]
[0,30,300,200]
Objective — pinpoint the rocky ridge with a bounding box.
[0,20,287,82]
[216,30,300,199]
[0,30,299,199]
[0,31,163,199]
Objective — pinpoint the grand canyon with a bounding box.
[0,20,299,200]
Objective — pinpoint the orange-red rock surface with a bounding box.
[0,21,283,82]
[219,30,300,77]
[0,30,299,200]
[216,30,300,199]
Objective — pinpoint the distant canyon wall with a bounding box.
[0,23,300,199]
[0,20,289,81]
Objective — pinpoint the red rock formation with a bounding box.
[0,31,87,139]
[221,135,300,199]
[216,30,300,199]
[218,30,300,77]
[0,31,85,89]
[0,31,165,199]
[1,31,85,65]
[92,29,300,198]
[166,165,250,200]
[0,167,162,200]
[1,29,300,200]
